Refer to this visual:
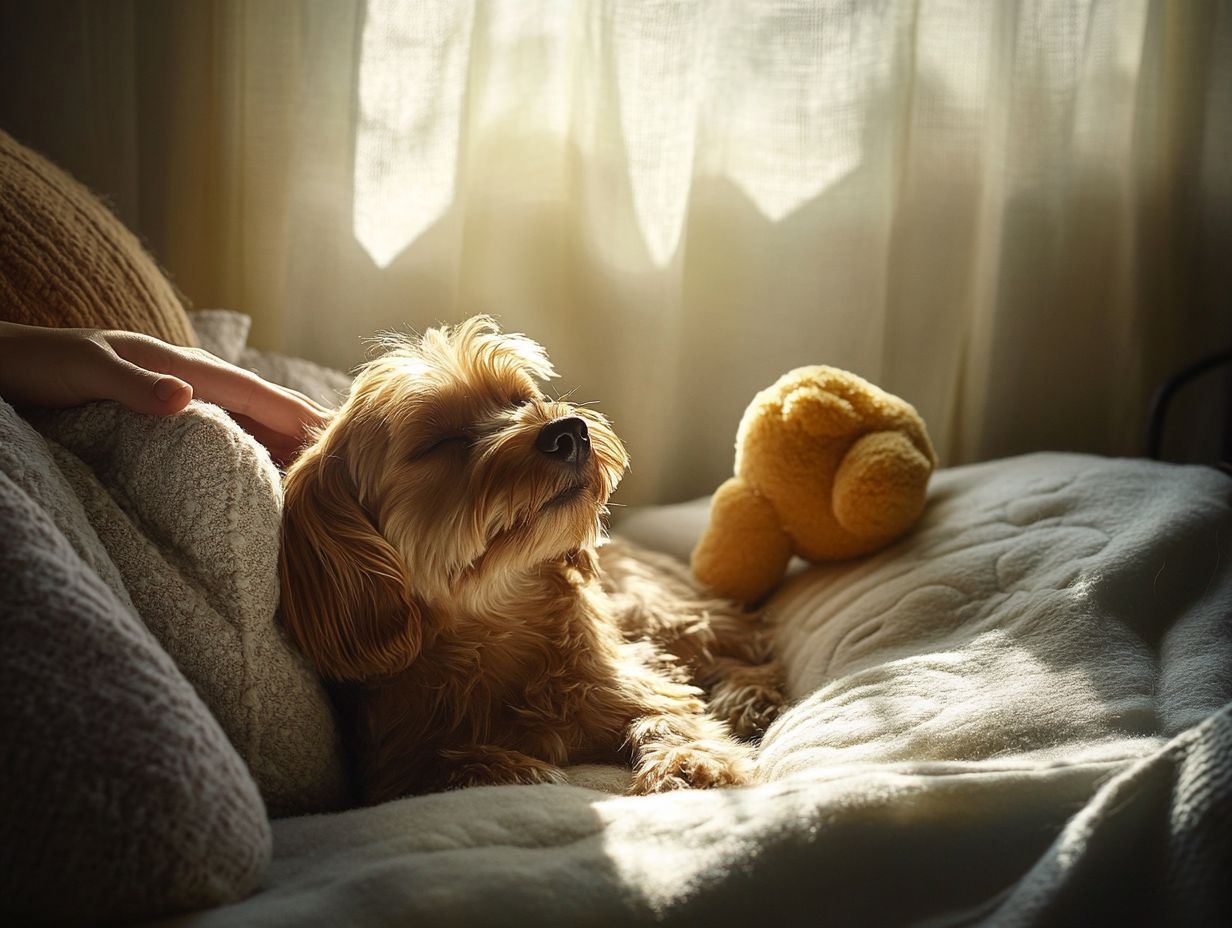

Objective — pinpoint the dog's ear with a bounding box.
[279,449,424,681]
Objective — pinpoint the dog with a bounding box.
[279,317,784,803]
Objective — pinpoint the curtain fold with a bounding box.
[1,0,1227,503]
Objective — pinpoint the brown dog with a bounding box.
[279,317,782,803]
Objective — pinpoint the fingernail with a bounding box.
[154,378,187,402]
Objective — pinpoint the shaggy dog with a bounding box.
[279,317,783,803]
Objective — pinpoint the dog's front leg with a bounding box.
[628,599,786,740]
[650,609,785,740]
[600,540,786,737]
[627,708,756,794]
[614,663,756,794]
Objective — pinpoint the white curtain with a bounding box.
[2,0,1229,503]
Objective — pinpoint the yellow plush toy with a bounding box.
[692,366,938,603]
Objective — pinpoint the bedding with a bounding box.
[0,423,270,926]
[143,451,1227,927]
[1,311,1227,925]
[26,398,348,817]
[1,314,349,820]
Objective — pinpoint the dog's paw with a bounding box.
[442,747,569,789]
[709,660,786,739]
[630,739,755,794]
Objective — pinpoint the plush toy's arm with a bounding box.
[691,477,793,604]
[832,430,932,542]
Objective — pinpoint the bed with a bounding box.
[2,309,1229,927]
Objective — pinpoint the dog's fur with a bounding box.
[279,317,783,803]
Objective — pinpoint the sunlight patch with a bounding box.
[353,0,473,268]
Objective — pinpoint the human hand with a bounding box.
[0,322,331,464]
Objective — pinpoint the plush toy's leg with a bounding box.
[691,477,793,604]
[832,430,933,542]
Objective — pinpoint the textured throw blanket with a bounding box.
[1,311,352,819]
[162,452,1230,926]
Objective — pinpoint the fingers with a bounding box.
[96,354,194,416]
[106,331,331,451]
[190,364,330,444]
[0,323,183,411]
[1,324,329,465]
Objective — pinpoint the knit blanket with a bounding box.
[1,311,352,820]
[161,452,1231,927]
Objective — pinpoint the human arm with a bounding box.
[0,322,330,463]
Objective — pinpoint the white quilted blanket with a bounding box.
[158,452,1232,927]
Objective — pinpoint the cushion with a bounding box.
[0,129,196,346]
[0,412,268,925]
[0,310,350,816]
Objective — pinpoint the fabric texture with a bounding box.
[27,403,349,817]
[2,2,1229,502]
[0,128,196,346]
[142,452,1231,926]
[0,407,269,926]
[4,311,349,817]
[985,701,1232,927]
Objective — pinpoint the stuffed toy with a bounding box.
[692,366,937,603]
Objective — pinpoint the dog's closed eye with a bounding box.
[417,433,472,458]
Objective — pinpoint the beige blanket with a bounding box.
[164,449,1231,926]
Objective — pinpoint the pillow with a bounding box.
[189,308,254,364]
[0,129,196,346]
[0,425,269,925]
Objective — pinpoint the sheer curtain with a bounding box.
[1,0,1228,503]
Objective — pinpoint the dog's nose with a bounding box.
[536,416,590,465]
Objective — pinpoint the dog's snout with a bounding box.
[536,417,591,465]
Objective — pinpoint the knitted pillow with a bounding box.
[0,129,196,346]
[0,420,269,925]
